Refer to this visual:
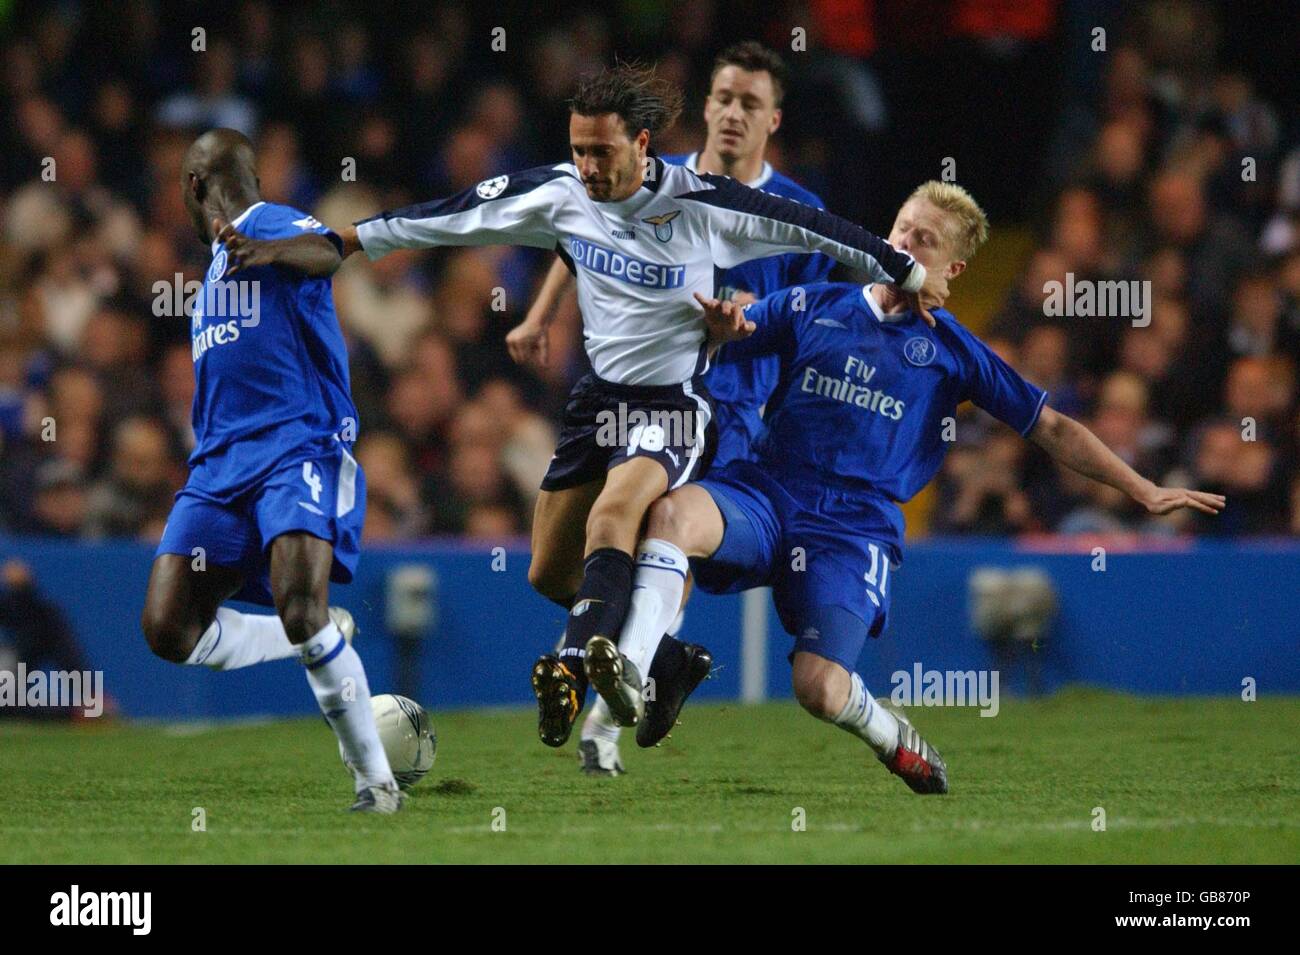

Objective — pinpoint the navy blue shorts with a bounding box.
[691,459,903,672]
[540,372,716,492]
[157,441,365,607]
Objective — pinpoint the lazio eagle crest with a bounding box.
[642,210,681,242]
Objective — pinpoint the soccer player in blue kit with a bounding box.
[614,181,1226,793]
[516,43,837,774]
[140,129,403,813]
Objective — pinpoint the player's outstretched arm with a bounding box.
[216,219,342,278]
[344,165,566,261]
[1028,406,1225,516]
[681,175,941,326]
[506,256,574,368]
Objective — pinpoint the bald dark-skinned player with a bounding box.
[140,129,402,813]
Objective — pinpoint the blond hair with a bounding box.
[907,181,989,261]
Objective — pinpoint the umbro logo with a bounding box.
[814,318,847,329]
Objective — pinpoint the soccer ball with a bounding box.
[340,693,437,790]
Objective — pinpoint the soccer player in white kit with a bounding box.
[338,63,946,751]
[519,43,837,775]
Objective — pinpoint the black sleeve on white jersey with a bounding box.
[676,173,924,292]
[354,164,575,260]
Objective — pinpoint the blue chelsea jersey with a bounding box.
[187,201,356,501]
[727,281,1048,506]
[662,153,833,406]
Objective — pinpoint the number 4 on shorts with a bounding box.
[302,462,323,503]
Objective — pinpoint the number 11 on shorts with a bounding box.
[863,542,889,607]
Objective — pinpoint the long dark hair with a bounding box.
[569,61,684,137]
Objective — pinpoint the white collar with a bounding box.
[861,284,913,323]
[687,151,774,189]
[232,201,264,228]
[211,201,266,253]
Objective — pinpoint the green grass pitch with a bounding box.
[2,690,1296,864]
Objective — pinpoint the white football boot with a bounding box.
[328,606,357,644]
[349,780,405,814]
[577,736,626,777]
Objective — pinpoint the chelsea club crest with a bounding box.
[904,336,935,366]
[207,249,228,282]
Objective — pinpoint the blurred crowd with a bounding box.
[932,4,1300,538]
[0,1,1295,544]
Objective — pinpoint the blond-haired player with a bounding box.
[605,182,1224,792]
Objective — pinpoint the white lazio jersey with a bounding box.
[356,157,924,386]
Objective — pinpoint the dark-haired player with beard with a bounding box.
[338,62,947,755]
[519,42,836,775]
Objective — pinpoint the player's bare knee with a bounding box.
[585,498,642,550]
[792,663,840,721]
[525,557,550,593]
[793,677,839,721]
[645,493,686,543]
[141,609,198,663]
[527,557,577,605]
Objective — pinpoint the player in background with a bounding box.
[514,42,834,775]
[140,129,402,813]
[611,182,1225,793]
[337,62,947,755]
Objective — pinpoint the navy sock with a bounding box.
[558,548,636,694]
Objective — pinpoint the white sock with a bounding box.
[833,672,900,757]
[184,607,296,670]
[619,539,689,681]
[581,696,622,744]
[666,608,685,637]
[299,621,395,790]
